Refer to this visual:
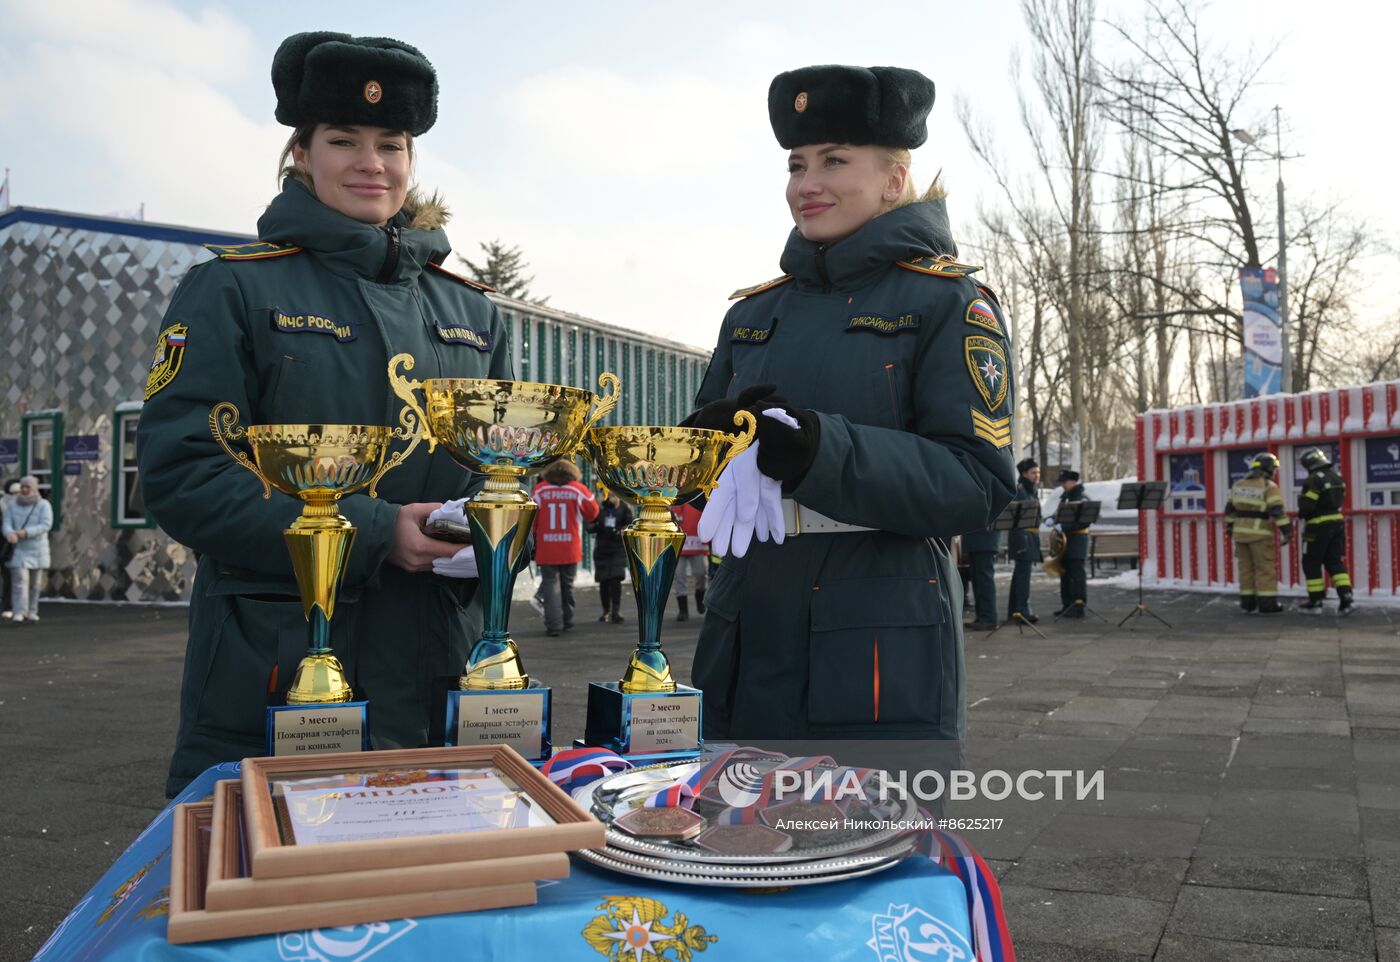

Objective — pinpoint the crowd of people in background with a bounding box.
[959,446,1356,628]
[527,463,714,635]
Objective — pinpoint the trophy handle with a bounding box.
[700,409,757,496]
[583,372,621,432]
[374,353,433,498]
[209,401,272,500]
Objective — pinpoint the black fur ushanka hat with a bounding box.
[272,32,438,135]
[768,65,935,149]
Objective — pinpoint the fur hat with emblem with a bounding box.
[272,32,438,135]
[768,65,935,149]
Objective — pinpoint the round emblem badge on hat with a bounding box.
[794,91,808,113]
[271,32,438,135]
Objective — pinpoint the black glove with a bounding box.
[681,383,778,431]
[753,402,821,485]
[1280,526,1293,545]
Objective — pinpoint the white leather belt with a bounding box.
[782,499,875,536]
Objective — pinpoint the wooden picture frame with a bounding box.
[205,779,569,911]
[169,801,538,945]
[241,744,604,879]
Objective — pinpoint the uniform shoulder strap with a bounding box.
[427,261,496,292]
[203,241,303,260]
[728,274,794,300]
[896,254,983,278]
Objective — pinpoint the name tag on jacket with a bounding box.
[434,324,494,351]
[730,324,774,344]
[270,308,356,343]
[847,312,920,335]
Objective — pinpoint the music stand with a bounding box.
[1052,500,1107,621]
[1114,481,1171,629]
[986,500,1047,639]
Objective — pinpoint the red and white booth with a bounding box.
[1136,380,1400,599]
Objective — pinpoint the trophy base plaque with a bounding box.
[446,681,552,761]
[265,702,369,757]
[583,682,703,759]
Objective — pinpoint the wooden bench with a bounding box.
[1090,529,1140,576]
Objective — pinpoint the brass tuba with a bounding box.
[1043,529,1067,578]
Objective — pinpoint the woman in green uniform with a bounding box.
[687,65,1016,742]
[139,32,512,795]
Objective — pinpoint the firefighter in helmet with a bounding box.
[1297,448,1354,614]
[1224,452,1292,613]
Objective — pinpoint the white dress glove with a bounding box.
[757,408,794,542]
[428,498,470,526]
[700,444,757,557]
[427,498,480,579]
[698,408,798,558]
[432,546,479,579]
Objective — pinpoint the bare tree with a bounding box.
[1280,202,1374,389]
[961,0,1102,471]
[1099,0,1278,349]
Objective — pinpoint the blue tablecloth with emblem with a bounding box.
[32,764,973,962]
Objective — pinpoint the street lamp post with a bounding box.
[1273,107,1291,394]
[1232,112,1291,393]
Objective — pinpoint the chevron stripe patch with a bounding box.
[971,409,1011,448]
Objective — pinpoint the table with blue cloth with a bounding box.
[33,764,975,962]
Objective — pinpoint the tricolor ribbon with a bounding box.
[540,747,633,793]
[919,822,1016,962]
[640,746,785,810]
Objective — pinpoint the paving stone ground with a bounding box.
[3,572,1398,961]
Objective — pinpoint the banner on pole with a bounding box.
[1240,267,1282,398]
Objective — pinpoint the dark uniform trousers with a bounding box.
[961,529,1001,625]
[1298,466,1351,601]
[969,552,997,624]
[1302,523,1351,599]
[1008,561,1033,617]
[1057,483,1090,613]
[1060,555,1087,610]
[1006,481,1041,618]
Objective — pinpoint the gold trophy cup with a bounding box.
[210,403,422,754]
[580,413,755,756]
[386,353,619,757]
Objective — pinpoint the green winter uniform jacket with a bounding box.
[139,180,513,796]
[1060,483,1091,561]
[690,199,1016,742]
[1008,478,1043,562]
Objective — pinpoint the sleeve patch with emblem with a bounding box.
[964,298,1004,336]
[971,409,1012,448]
[964,335,1008,413]
[144,323,188,400]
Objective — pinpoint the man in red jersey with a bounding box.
[670,503,710,621]
[531,460,599,636]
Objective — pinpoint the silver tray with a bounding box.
[590,836,918,880]
[574,845,908,888]
[576,757,920,864]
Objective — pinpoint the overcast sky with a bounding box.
[2,0,1396,350]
